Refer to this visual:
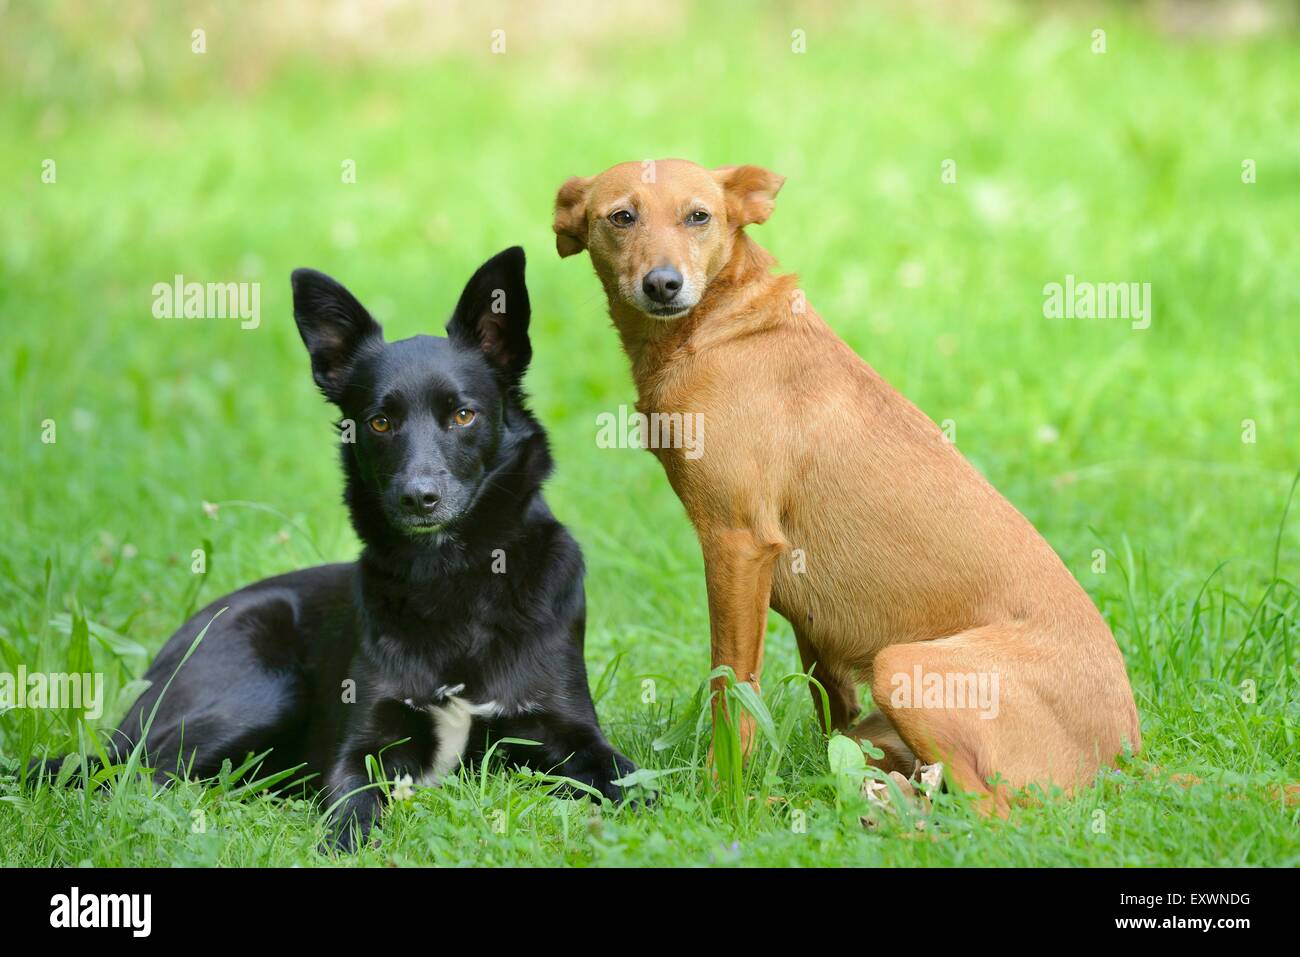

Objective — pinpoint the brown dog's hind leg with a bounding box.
[794,629,862,733]
[845,709,917,777]
[865,623,1138,817]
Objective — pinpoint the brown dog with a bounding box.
[553,158,1141,811]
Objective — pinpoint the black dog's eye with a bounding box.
[686,209,710,225]
[368,415,391,433]
[452,408,476,427]
[608,209,636,228]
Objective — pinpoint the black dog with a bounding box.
[34,247,638,851]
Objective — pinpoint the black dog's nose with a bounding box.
[642,267,683,304]
[399,482,441,516]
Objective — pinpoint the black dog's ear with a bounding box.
[446,246,531,384]
[290,268,383,402]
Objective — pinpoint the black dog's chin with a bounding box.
[385,506,462,540]
[392,516,457,539]
[401,521,449,537]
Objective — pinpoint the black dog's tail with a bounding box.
[25,735,131,788]
[26,754,104,787]
[26,755,71,781]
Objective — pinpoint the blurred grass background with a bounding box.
[1,0,1298,865]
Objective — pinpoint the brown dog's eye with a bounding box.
[686,209,711,225]
[608,209,636,227]
[453,408,476,427]
[368,415,391,433]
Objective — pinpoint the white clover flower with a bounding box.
[390,773,415,802]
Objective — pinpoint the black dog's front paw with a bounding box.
[319,795,380,855]
[320,819,381,856]
[594,752,657,808]
[319,830,355,856]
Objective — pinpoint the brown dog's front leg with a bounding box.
[699,526,780,755]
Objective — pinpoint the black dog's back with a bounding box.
[41,564,357,785]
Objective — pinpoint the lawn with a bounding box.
[1,0,1297,866]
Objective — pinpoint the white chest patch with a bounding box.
[417,694,500,785]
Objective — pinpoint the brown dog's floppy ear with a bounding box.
[713,165,785,228]
[552,176,592,258]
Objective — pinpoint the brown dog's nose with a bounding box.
[642,267,683,304]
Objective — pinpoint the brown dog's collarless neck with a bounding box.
[608,232,798,404]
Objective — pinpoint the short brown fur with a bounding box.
[554,158,1141,811]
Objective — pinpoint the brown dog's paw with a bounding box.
[860,762,945,832]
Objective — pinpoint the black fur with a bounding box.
[33,247,639,852]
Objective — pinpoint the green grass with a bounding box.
[2,0,1298,866]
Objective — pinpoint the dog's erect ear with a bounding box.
[291,269,383,403]
[552,176,593,258]
[446,246,532,384]
[712,165,785,228]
